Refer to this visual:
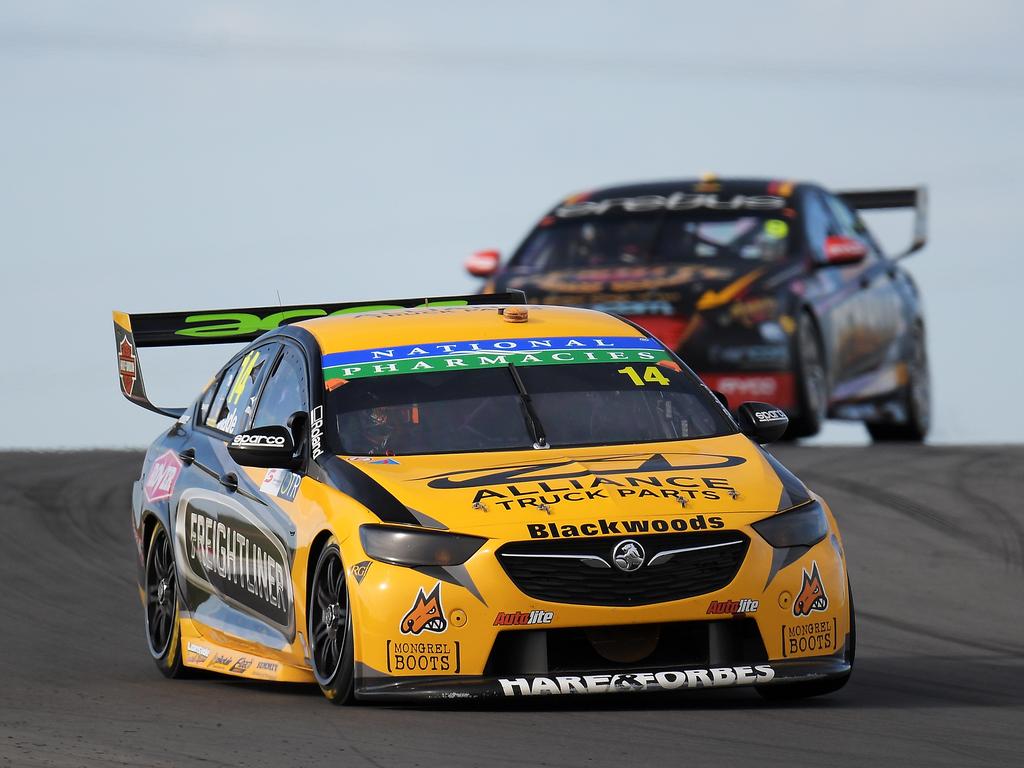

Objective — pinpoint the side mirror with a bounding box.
[228,425,301,470]
[736,402,789,444]
[822,235,868,266]
[286,410,308,452]
[465,249,501,277]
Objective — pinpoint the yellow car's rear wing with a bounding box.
[837,186,928,259]
[112,291,526,417]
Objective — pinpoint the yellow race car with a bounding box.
[113,292,853,703]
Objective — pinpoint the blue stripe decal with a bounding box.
[322,336,661,368]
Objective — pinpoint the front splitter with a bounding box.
[354,656,850,701]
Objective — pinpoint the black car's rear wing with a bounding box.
[837,186,928,259]
[112,291,526,417]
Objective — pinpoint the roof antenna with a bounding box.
[276,289,283,306]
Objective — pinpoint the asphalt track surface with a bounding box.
[2,446,1022,768]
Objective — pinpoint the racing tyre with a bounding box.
[758,580,855,701]
[309,537,355,705]
[145,522,190,678]
[786,312,828,439]
[866,325,930,443]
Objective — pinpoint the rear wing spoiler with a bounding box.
[112,291,526,418]
[837,186,928,259]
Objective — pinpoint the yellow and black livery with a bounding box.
[114,292,854,703]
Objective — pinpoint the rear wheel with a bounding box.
[758,580,855,701]
[145,522,189,678]
[867,325,930,442]
[786,312,828,439]
[309,537,355,704]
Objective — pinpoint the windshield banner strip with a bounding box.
[322,336,660,368]
[323,340,670,381]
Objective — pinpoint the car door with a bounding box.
[240,341,313,522]
[802,188,899,389]
[823,192,904,380]
[173,341,301,654]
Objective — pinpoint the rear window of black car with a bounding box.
[512,210,794,272]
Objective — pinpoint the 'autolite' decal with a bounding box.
[706,598,758,614]
[493,610,554,626]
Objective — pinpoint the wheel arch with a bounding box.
[305,529,336,621]
[141,510,162,563]
[795,302,831,384]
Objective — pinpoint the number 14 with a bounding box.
[617,365,670,386]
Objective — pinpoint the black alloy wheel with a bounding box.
[787,312,828,439]
[867,325,930,442]
[309,537,355,704]
[144,523,188,678]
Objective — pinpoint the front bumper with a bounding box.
[354,656,850,701]
[699,371,796,411]
[343,523,851,688]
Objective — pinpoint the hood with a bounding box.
[501,262,787,317]
[495,262,806,327]
[335,434,803,537]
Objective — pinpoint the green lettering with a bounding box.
[178,300,476,339]
[330,305,404,315]
[257,309,326,330]
[176,313,260,338]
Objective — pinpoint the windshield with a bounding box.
[325,360,734,456]
[512,211,793,272]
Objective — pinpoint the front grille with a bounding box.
[484,619,767,676]
[496,531,749,606]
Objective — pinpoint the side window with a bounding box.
[801,189,839,262]
[824,194,859,236]
[205,359,243,431]
[196,379,218,424]
[825,193,883,262]
[253,346,309,429]
[206,344,279,435]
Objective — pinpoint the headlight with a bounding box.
[752,500,829,548]
[359,525,486,567]
[759,321,787,343]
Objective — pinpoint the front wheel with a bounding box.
[867,325,930,442]
[309,537,355,704]
[786,312,828,439]
[145,522,189,678]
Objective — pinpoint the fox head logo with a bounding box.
[400,583,448,635]
[793,561,829,617]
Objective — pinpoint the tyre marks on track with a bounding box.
[785,446,1013,563]
[951,450,1024,572]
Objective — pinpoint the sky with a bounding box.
[1,1,1021,448]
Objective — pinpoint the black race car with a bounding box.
[466,177,930,440]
